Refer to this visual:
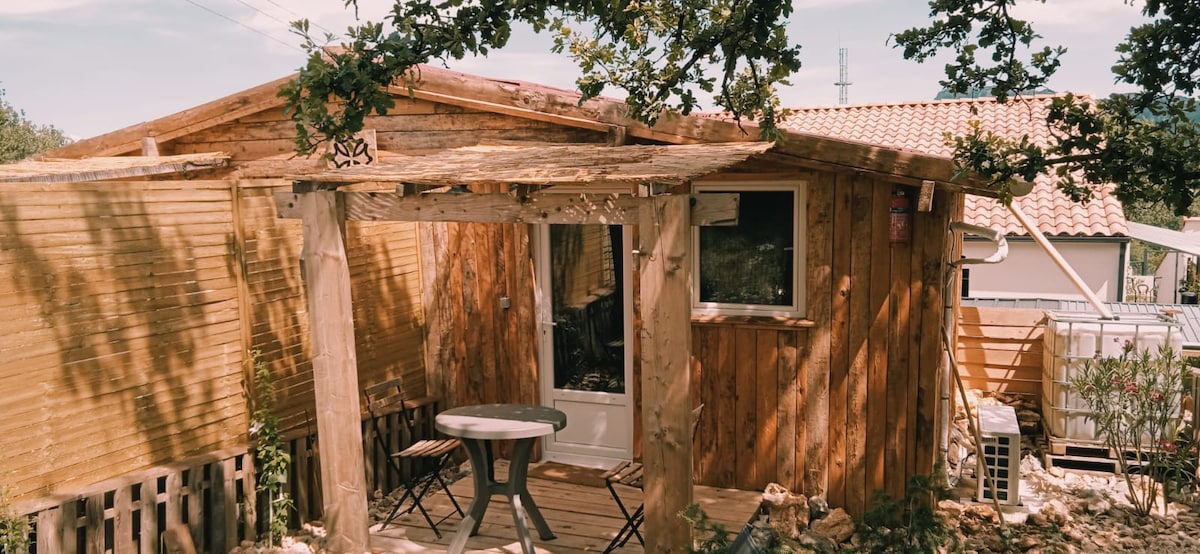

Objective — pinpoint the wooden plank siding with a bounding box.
[167,98,608,162]
[681,175,958,517]
[0,178,429,505]
[417,187,540,413]
[0,181,247,501]
[956,306,1046,398]
[238,181,428,434]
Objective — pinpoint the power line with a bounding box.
[231,0,289,27]
[257,0,335,35]
[177,0,302,52]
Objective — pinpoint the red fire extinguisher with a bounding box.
[890,188,911,245]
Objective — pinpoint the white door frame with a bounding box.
[534,222,635,468]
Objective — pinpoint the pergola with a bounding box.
[273,141,777,552]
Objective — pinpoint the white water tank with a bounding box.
[1042,312,1183,442]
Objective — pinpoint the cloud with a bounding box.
[1010,0,1144,31]
[0,0,94,16]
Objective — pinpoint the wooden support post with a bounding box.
[638,194,693,552]
[297,190,370,552]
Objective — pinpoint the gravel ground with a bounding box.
[943,454,1200,554]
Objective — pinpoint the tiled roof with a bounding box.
[781,95,1128,237]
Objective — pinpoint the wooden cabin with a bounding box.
[13,65,1000,548]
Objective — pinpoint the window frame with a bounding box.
[691,180,807,318]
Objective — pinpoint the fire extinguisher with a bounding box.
[890,188,911,245]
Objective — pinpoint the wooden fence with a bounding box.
[10,399,441,553]
[0,179,428,506]
[956,306,1046,398]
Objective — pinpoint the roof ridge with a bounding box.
[786,92,1094,111]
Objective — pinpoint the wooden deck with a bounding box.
[368,462,763,553]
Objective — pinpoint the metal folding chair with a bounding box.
[364,378,464,538]
[602,404,704,553]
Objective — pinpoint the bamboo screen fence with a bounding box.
[0,178,427,505]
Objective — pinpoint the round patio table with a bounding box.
[435,403,567,554]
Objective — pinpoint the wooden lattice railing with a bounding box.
[10,398,444,553]
[12,447,254,554]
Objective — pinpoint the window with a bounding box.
[693,181,806,317]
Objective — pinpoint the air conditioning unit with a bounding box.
[977,405,1020,505]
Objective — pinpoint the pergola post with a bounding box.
[296,189,370,552]
[638,194,694,552]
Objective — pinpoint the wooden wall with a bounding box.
[686,172,959,517]
[956,306,1046,397]
[418,198,541,410]
[0,178,427,504]
[166,97,607,161]
[423,168,963,517]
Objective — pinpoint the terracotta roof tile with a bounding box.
[780,95,1127,237]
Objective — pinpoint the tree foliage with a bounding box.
[279,0,801,157]
[894,0,1200,213]
[0,90,68,164]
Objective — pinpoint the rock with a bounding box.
[1016,535,1041,551]
[1041,499,1071,526]
[808,495,830,521]
[1048,465,1066,478]
[1086,496,1112,515]
[795,529,839,554]
[938,499,964,520]
[761,482,809,539]
[1025,512,1047,527]
[809,508,854,544]
[963,503,998,524]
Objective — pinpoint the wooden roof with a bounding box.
[0,153,229,183]
[45,65,997,196]
[279,142,775,186]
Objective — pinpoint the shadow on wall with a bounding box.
[0,184,237,500]
[241,183,426,437]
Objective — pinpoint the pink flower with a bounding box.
[1124,382,1139,394]
[1161,441,1178,453]
[1150,391,1165,403]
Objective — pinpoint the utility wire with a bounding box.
[178,0,303,52]
[231,0,289,27]
[258,0,336,35]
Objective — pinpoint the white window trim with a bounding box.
[691,180,807,318]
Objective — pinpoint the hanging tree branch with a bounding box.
[894,0,1200,214]
[279,0,801,158]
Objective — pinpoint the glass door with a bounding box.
[537,223,633,467]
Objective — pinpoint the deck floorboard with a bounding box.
[369,461,762,553]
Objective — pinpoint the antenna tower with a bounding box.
[835,47,852,105]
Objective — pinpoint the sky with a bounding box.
[0,0,1150,140]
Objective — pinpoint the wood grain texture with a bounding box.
[296,190,370,551]
[803,171,835,497]
[638,195,693,553]
[827,172,852,508]
[845,175,874,518]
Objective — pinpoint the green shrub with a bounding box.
[855,472,960,554]
[1071,342,1192,516]
[0,489,30,554]
[249,350,294,545]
